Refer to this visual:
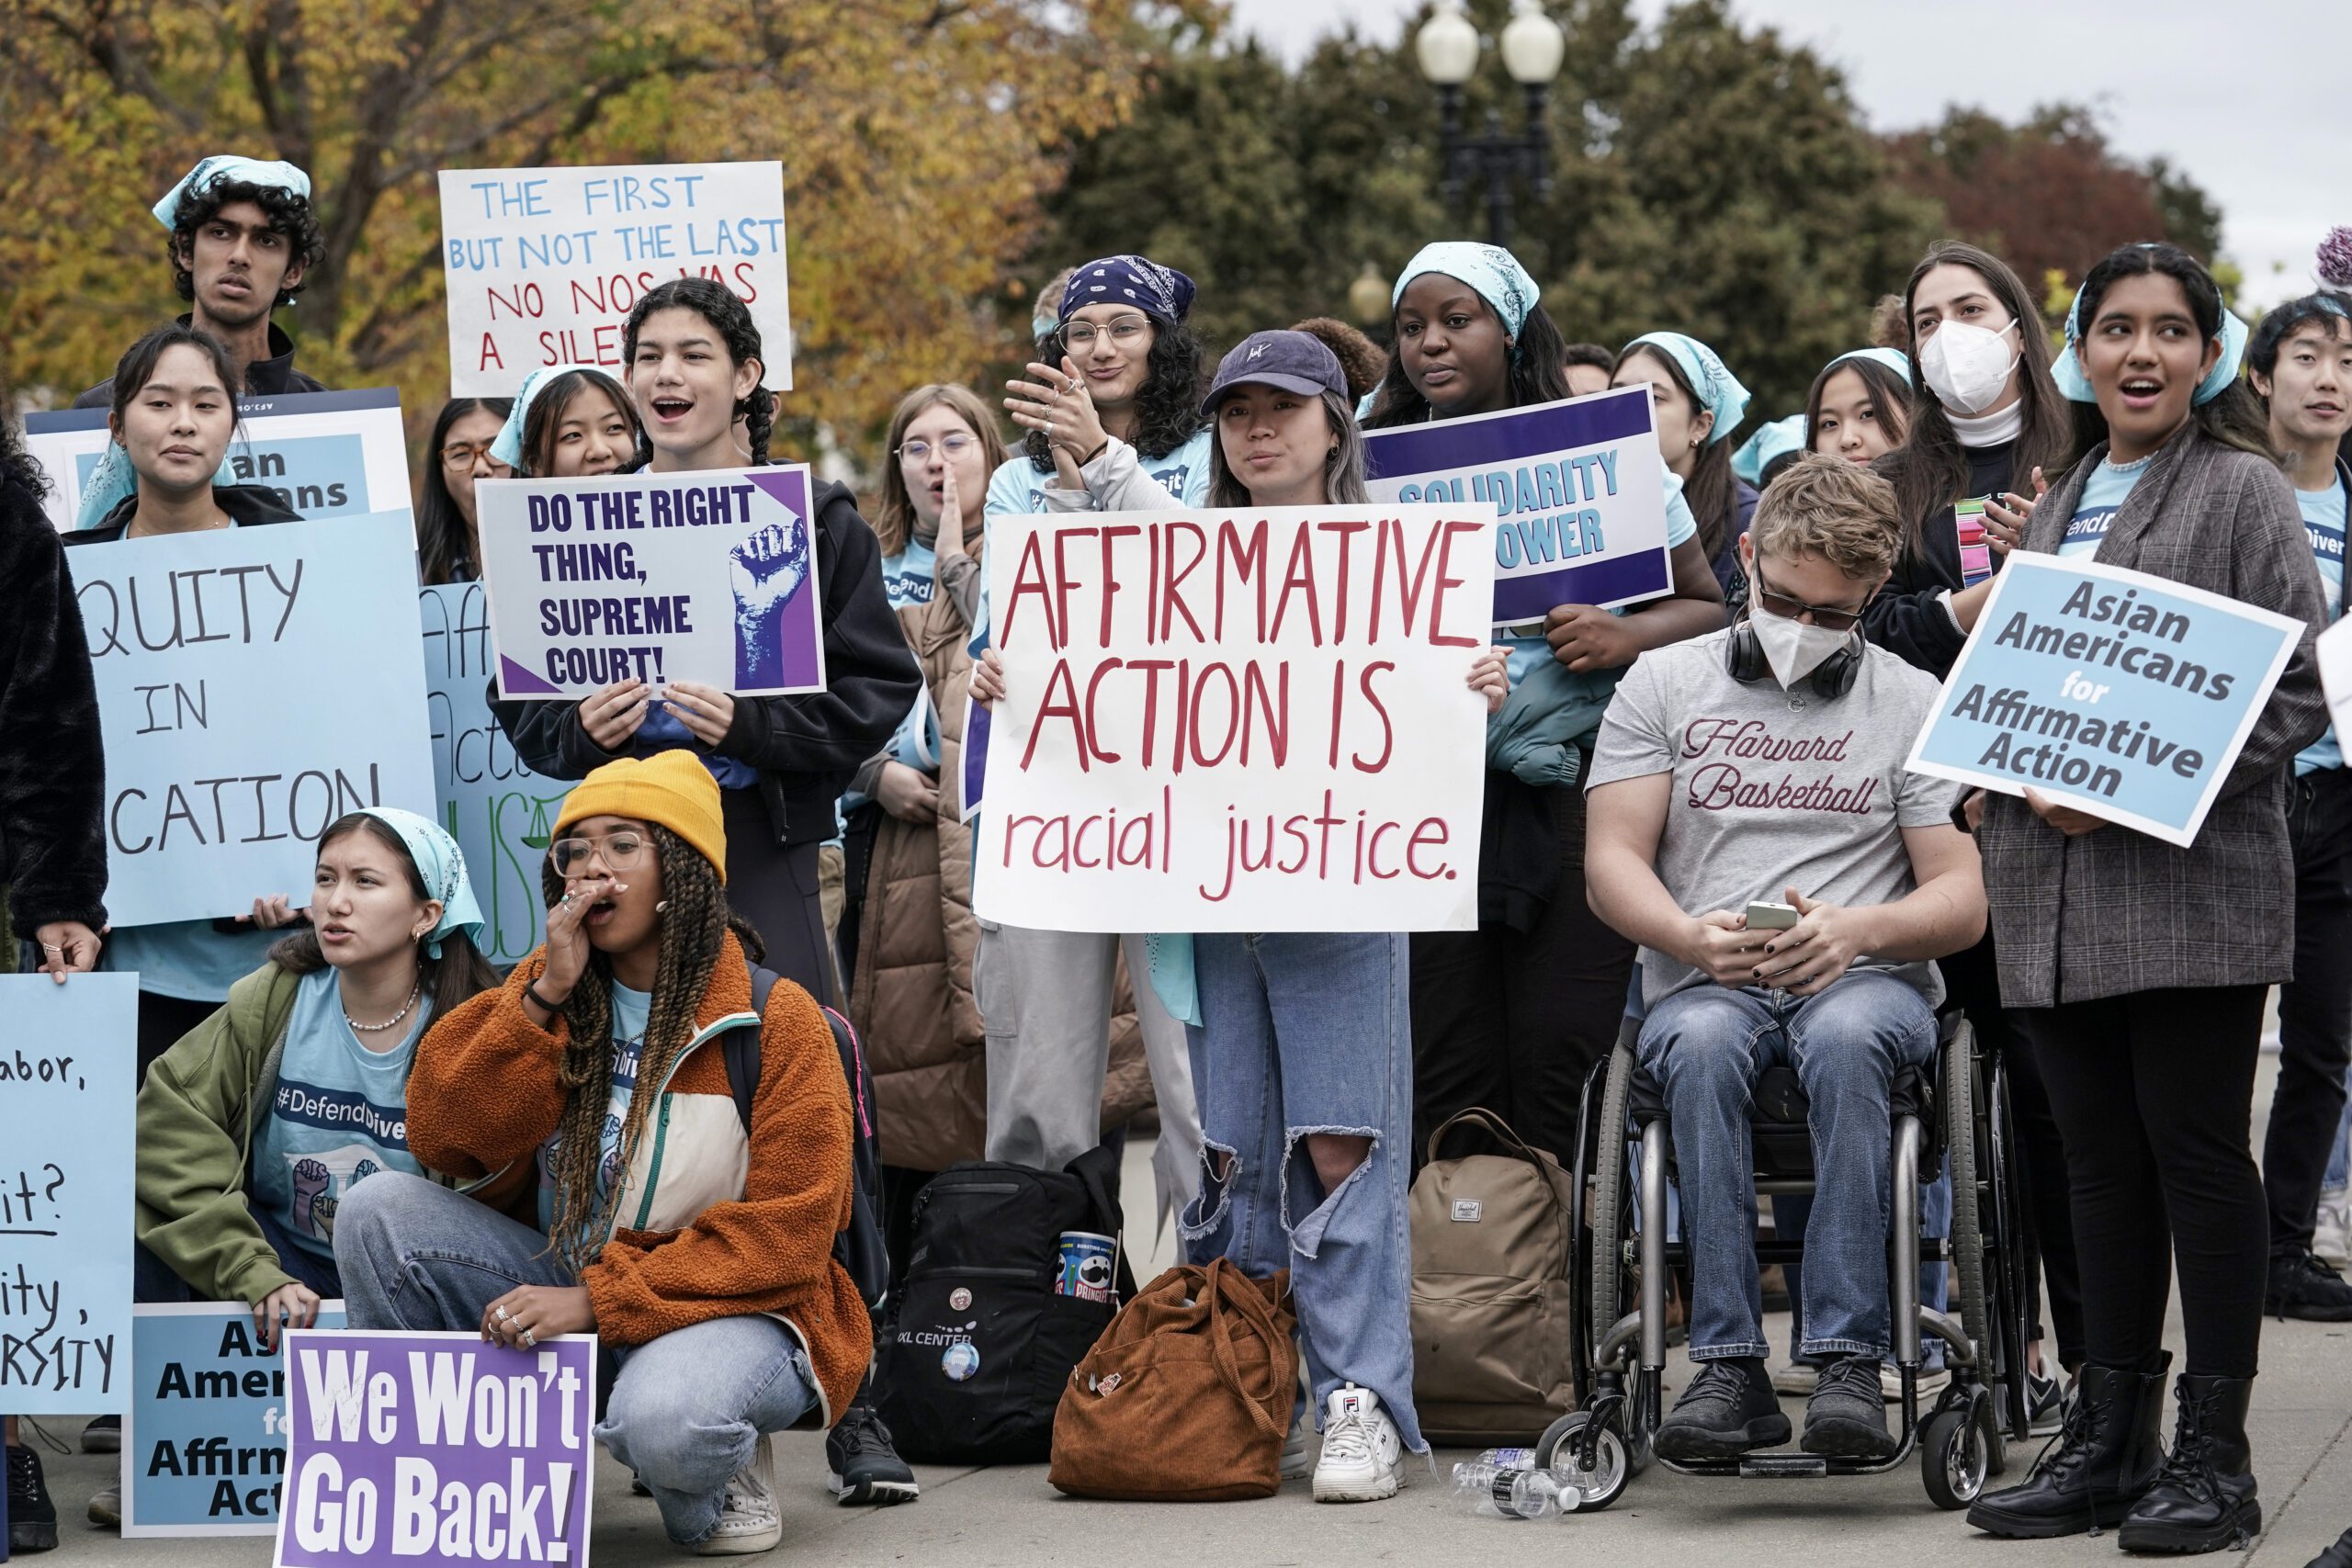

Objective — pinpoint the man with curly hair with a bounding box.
[74,155,330,407]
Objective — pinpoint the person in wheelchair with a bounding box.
[1585,454,1985,1462]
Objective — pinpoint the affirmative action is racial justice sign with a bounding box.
[975,505,1495,931]
[275,1330,594,1568]
[1906,553,2305,847]
[78,513,436,927]
[440,161,790,397]
[1363,386,1673,625]
[478,467,825,700]
[24,389,413,534]
[0,974,137,1416]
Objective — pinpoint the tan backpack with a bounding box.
[1408,1108,1577,1443]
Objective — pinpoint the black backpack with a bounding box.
[872,1145,1133,1463]
[719,964,889,1313]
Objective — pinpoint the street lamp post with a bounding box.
[1415,0,1566,250]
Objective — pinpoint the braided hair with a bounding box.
[537,824,765,1269]
[623,277,775,464]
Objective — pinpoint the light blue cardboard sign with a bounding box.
[1905,552,2306,847]
[123,1303,350,1537]
[417,582,575,965]
[75,513,440,925]
[0,973,139,1416]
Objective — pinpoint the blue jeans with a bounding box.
[1638,973,1937,1362]
[1775,1161,1951,1370]
[2327,1061,2352,1193]
[334,1172,820,1546]
[1179,932,1423,1454]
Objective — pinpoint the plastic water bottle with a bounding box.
[1470,1448,1539,1469]
[1447,1463,1562,1518]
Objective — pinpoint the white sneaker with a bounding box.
[2316,1188,2351,1270]
[1878,1362,1951,1403]
[691,1434,782,1555]
[1770,1362,1820,1396]
[1282,1408,1314,1480]
[1311,1384,1404,1503]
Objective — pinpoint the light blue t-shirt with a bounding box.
[1501,468,1702,685]
[2295,477,2347,774]
[536,981,651,1230]
[878,535,939,611]
[250,968,431,1259]
[2058,456,2153,559]
[106,921,282,1004]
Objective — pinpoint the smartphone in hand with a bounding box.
[1744,900,1800,931]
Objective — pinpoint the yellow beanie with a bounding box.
[552,751,729,883]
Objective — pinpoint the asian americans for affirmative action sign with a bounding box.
[439,161,790,396]
[477,467,826,700]
[1905,552,2305,847]
[1363,386,1673,625]
[974,504,1495,932]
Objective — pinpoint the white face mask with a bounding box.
[1919,318,2021,415]
[1750,600,1854,690]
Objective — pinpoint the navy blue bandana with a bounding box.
[1061,254,1196,326]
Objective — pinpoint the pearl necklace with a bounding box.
[345,979,422,1033]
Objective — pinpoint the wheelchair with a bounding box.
[1535,1009,2035,1512]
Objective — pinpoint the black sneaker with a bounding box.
[1654,1357,1790,1461]
[2267,1251,2352,1322]
[81,1416,120,1454]
[825,1404,918,1506]
[2026,1367,2068,1437]
[7,1443,59,1553]
[1803,1356,1897,1460]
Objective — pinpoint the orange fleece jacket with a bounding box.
[405,932,872,1424]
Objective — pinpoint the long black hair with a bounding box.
[107,321,243,434]
[415,397,512,586]
[1,382,49,501]
[268,813,500,1022]
[623,277,775,463]
[1023,316,1207,469]
[1362,297,1571,428]
[2064,243,2273,465]
[1805,354,1913,457]
[1616,339,1740,565]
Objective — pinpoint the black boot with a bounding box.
[2118,1374,2259,1554]
[1965,1357,2168,1538]
[2306,1521,2352,1568]
[6,1442,60,1553]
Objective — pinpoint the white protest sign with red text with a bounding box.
[974,505,1493,932]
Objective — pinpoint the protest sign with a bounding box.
[419,583,573,965]
[0,973,137,1416]
[276,1329,594,1568]
[2319,615,2352,748]
[440,161,790,396]
[24,389,413,534]
[478,467,826,700]
[124,1303,350,1537]
[78,513,438,926]
[974,504,1493,931]
[1905,553,2304,847]
[1363,386,1671,625]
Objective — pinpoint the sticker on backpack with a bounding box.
[1452,1199,1483,1222]
[943,1341,980,1381]
[949,1287,973,1311]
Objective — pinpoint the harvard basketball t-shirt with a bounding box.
[1587,626,1964,1009]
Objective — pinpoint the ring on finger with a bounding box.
[493,1305,511,1322]
[521,1330,537,1348]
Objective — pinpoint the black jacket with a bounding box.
[1861,441,2017,677]
[67,482,303,546]
[492,476,921,849]
[74,319,326,409]
[1,478,108,931]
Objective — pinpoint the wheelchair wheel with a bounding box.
[1919,1398,1994,1510]
[1535,1410,1634,1511]
[1589,1046,1635,1360]
[1944,1022,1989,1378]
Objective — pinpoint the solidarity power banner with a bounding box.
[478,467,826,699]
[1906,553,2305,846]
[0,973,137,1416]
[1363,386,1672,625]
[975,505,1494,931]
[440,161,791,396]
[276,1330,594,1568]
[124,1302,351,1537]
[24,389,413,534]
[76,513,438,925]
[419,583,574,966]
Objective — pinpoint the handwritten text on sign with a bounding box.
[74,513,438,926]
[477,466,826,699]
[0,974,137,1415]
[276,1330,594,1568]
[1905,552,2305,847]
[975,505,1493,931]
[440,161,790,396]
[1363,387,1672,624]
[419,584,573,966]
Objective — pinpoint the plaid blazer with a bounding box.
[1980,427,2328,1009]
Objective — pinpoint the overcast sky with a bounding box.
[1227,0,2346,310]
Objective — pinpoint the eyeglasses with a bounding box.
[1752,562,1871,633]
[550,832,651,876]
[440,442,509,473]
[1061,316,1150,348]
[897,434,976,464]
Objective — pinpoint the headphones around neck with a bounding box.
[1724,608,1862,699]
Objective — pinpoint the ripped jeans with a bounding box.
[1179,932,1423,1453]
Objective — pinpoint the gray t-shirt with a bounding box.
[1588,628,1965,1009]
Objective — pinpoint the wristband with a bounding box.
[525,979,565,1016]
[1079,438,1109,468]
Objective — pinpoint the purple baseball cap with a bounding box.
[1202,330,1348,414]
